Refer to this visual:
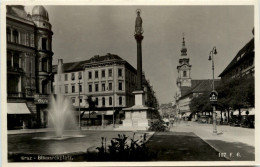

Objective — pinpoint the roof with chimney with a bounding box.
[52,53,136,73]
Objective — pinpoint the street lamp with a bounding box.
[208,46,218,134]
[78,78,82,130]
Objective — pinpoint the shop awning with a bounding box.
[241,108,255,115]
[7,103,31,114]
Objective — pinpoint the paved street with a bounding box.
[171,121,255,161]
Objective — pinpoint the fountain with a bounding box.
[34,59,83,140]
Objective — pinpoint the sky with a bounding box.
[25,5,254,104]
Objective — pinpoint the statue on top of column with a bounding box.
[135,9,143,35]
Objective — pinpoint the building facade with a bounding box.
[219,28,255,116]
[6,5,53,129]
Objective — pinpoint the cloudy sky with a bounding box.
[25,5,254,104]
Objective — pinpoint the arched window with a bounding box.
[42,80,48,94]
[119,96,122,105]
[42,58,48,72]
[102,97,105,106]
[109,97,112,106]
[7,28,11,42]
[13,30,19,44]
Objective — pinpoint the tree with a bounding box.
[80,95,97,124]
[189,92,212,115]
[216,75,255,118]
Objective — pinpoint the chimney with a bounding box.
[58,59,63,66]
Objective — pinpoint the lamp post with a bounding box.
[208,46,218,134]
[78,78,82,130]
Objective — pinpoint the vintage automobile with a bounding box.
[198,115,210,124]
[228,115,242,126]
[240,115,255,128]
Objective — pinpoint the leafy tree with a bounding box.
[189,92,212,115]
[80,95,97,123]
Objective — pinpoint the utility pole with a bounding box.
[78,76,81,130]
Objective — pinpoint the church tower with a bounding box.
[176,34,192,95]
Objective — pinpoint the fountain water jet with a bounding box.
[34,59,84,140]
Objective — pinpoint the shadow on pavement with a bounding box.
[205,139,255,161]
[146,132,228,161]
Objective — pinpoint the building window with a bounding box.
[95,83,99,92]
[109,83,112,91]
[42,38,47,50]
[102,97,105,106]
[7,52,12,68]
[13,53,19,69]
[42,80,48,94]
[95,71,98,78]
[71,85,75,93]
[78,72,82,80]
[65,85,68,93]
[183,71,187,77]
[71,97,76,104]
[102,70,105,78]
[79,96,83,103]
[30,35,34,47]
[71,73,75,80]
[118,82,123,91]
[79,84,82,92]
[42,58,48,72]
[26,33,30,46]
[102,83,106,91]
[13,30,19,44]
[7,28,11,42]
[109,97,112,106]
[118,69,122,77]
[88,71,92,79]
[109,69,112,77]
[65,74,68,81]
[89,84,92,92]
[119,96,122,105]
[96,97,99,106]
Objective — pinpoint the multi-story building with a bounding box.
[53,59,88,108]
[219,28,255,116]
[219,29,254,80]
[83,54,137,124]
[6,5,53,129]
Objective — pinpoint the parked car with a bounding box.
[229,115,241,126]
[240,115,255,128]
[198,115,209,124]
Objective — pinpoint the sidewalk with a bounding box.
[170,121,255,161]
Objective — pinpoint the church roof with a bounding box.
[179,79,221,100]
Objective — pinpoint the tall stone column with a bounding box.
[134,9,144,91]
[135,34,143,90]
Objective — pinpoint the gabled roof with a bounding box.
[179,79,221,100]
[219,38,254,77]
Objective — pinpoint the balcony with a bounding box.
[8,92,25,98]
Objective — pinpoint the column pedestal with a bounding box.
[117,91,151,131]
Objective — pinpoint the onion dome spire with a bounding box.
[181,33,187,56]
